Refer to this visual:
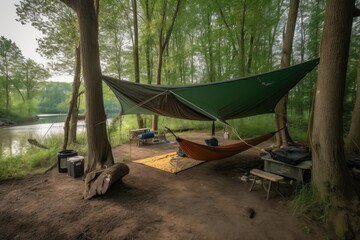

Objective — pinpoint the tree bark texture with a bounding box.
[69,46,82,145]
[63,45,81,150]
[247,34,254,74]
[61,0,114,172]
[144,0,154,85]
[78,1,114,171]
[348,57,360,154]
[152,0,181,131]
[84,163,129,200]
[274,0,299,148]
[132,0,144,129]
[239,0,246,75]
[311,0,359,236]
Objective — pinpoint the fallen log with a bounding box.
[28,138,48,149]
[84,163,129,200]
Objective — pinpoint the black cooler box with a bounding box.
[67,156,84,178]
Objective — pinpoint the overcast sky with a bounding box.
[0,0,45,64]
[0,0,71,82]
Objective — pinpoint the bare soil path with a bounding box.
[0,132,329,240]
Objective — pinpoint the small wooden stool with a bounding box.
[249,169,284,200]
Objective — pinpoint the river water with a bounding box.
[0,114,87,158]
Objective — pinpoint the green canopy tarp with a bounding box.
[103,59,319,123]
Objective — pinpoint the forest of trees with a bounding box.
[0,41,118,118]
[1,0,358,128]
[0,36,50,117]
[1,0,359,237]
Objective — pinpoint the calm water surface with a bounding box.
[0,114,87,157]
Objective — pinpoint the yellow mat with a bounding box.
[133,152,204,174]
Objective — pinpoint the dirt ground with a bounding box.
[0,132,332,240]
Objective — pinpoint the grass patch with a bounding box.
[228,115,275,138]
[0,155,30,180]
[109,114,309,142]
[0,134,80,180]
[292,183,331,222]
[0,113,310,181]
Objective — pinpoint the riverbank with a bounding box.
[0,116,39,127]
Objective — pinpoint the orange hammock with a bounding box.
[166,128,275,161]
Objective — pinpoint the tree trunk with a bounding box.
[141,0,154,84]
[347,57,360,154]
[247,34,254,74]
[152,0,181,131]
[59,0,119,199]
[132,0,144,129]
[311,0,359,237]
[60,0,114,171]
[69,101,80,144]
[69,46,82,145]
[144,0,154,85]
[152,46,164,131]
[274,0,299,148]
[206,12,215,82]
[84,163,129,200]
[78,1,114,171]
[306,83,316,146]
[239,0,246,75]
[62,46,81,150]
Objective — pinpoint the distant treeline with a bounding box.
[0,81,120,120]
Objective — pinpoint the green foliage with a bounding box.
[0,36,24,112]
[4,0,356,130]
[292,183,331,222]
[228,115,276,138]
[0,155,29,180]
[107,113,308,143]
[37,82,72,113]
[2,0,358,187]
[27,148,57,169]
[0,121,127,180]
[16,0,79,73]
[0,36,50,118]
[0,134,83,180]
[103,83,121,113]
[0,109,23,119]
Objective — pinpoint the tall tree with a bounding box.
[239,0,247,75]
[140,0,155,85]
[63,46,82,149]
[305,0,324,145]
[152,0,181,130]
[16,59,50,115]
[59,0,113,170]
[16,0,82,148]
[0,37,24,112]
[311,0,359,237]
[132,0,144,129]
[274,0,299,147]
[99,0,130,79]
[347,57,360,154]
[59,0,128,199]
[38,82,72,113]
